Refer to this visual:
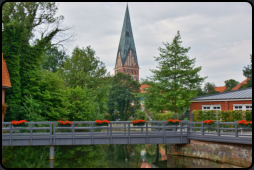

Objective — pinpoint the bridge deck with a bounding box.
[2,121,252,146]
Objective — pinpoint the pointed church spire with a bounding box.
[117,4,139,67]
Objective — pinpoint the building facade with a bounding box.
[190,87,252,120]
[114,4,139,80]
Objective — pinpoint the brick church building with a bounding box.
[114,4,139,80]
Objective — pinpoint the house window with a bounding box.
[141,107,145,111]
[202,105,221,111]
[233,105,243,111]
[135,71,137,75]
[134,78,137,81]
[233,104,252,111]
[202,106,211,111]
[132,71,133,75]
[245,105,252,111]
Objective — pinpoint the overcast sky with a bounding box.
[57,2,252,87]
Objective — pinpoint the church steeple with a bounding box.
[114,4,139,80]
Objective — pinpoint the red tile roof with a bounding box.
[2,54,12,88]
[231,78,251,91]
[140,84,150,93]
[214,86,228,93]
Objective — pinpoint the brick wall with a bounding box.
[190,100,252,113]
[167,140,252,167]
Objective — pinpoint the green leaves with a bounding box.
[107,73,141,121]
[142,30,206,113]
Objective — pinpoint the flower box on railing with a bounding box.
[131,119,146,126]
[95,120,110,126]
[248,121,252,128]
[167,119,180,126]
[57,120,73,127]
[203,120,215,128]
[238,120,251,129]
[11,120,27,128]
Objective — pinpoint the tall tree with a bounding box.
[61,46,112,117]
[240,54,252,89]
[224,79,239,91]
[41,46,68,73]
[142,31,206,113]
[2,2,75,99]
[203,82,219,94]
[107,73,141,121]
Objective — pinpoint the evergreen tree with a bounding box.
[142,31,206,113]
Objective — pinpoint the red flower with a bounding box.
[95,120,110,124]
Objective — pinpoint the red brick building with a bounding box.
[190,87,252,120]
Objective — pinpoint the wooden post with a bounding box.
[49,145,54,160]
[217,121,220,136]
[30,123,33,145]
[49,160,54,168]
[202,122,204,135]
[155,144,159,162]
[235,121,238,137]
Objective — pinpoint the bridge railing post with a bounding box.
[202,122,204,135]
[53,122,55,145]
[180,121,182,143]
[10,123,12,146]
[235,121,238,137]
[30,123,33,145]
[72,123,75,145]
[50,123,52,145]
[128,123,130,144]
[217,121,220,136]
[163,122,165,143]
[92,123,94,144]
[110,123,112,144]
[146,122,148,143]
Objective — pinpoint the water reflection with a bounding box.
[152,155,243,168]
[2,144,243,168]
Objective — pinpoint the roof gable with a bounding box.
[231,78,251,91]
[214,86,228,93]
[2,54,12,88]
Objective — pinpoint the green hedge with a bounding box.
[193,110,252,122]
[192,110,252,132]
[153,111,178,121]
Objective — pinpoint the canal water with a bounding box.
[2,144,243,168]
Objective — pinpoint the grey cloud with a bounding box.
[56,2,251,87]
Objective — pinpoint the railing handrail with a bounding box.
[2,120,252,146]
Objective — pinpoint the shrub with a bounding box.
[153,111,177,121]
[245,111,252,121]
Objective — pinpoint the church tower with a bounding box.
[114,4,139,80]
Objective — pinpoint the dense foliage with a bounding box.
[240,54,252,89]
[141,31,206,113]
[107,73,141,121]
[224,79,239,91]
